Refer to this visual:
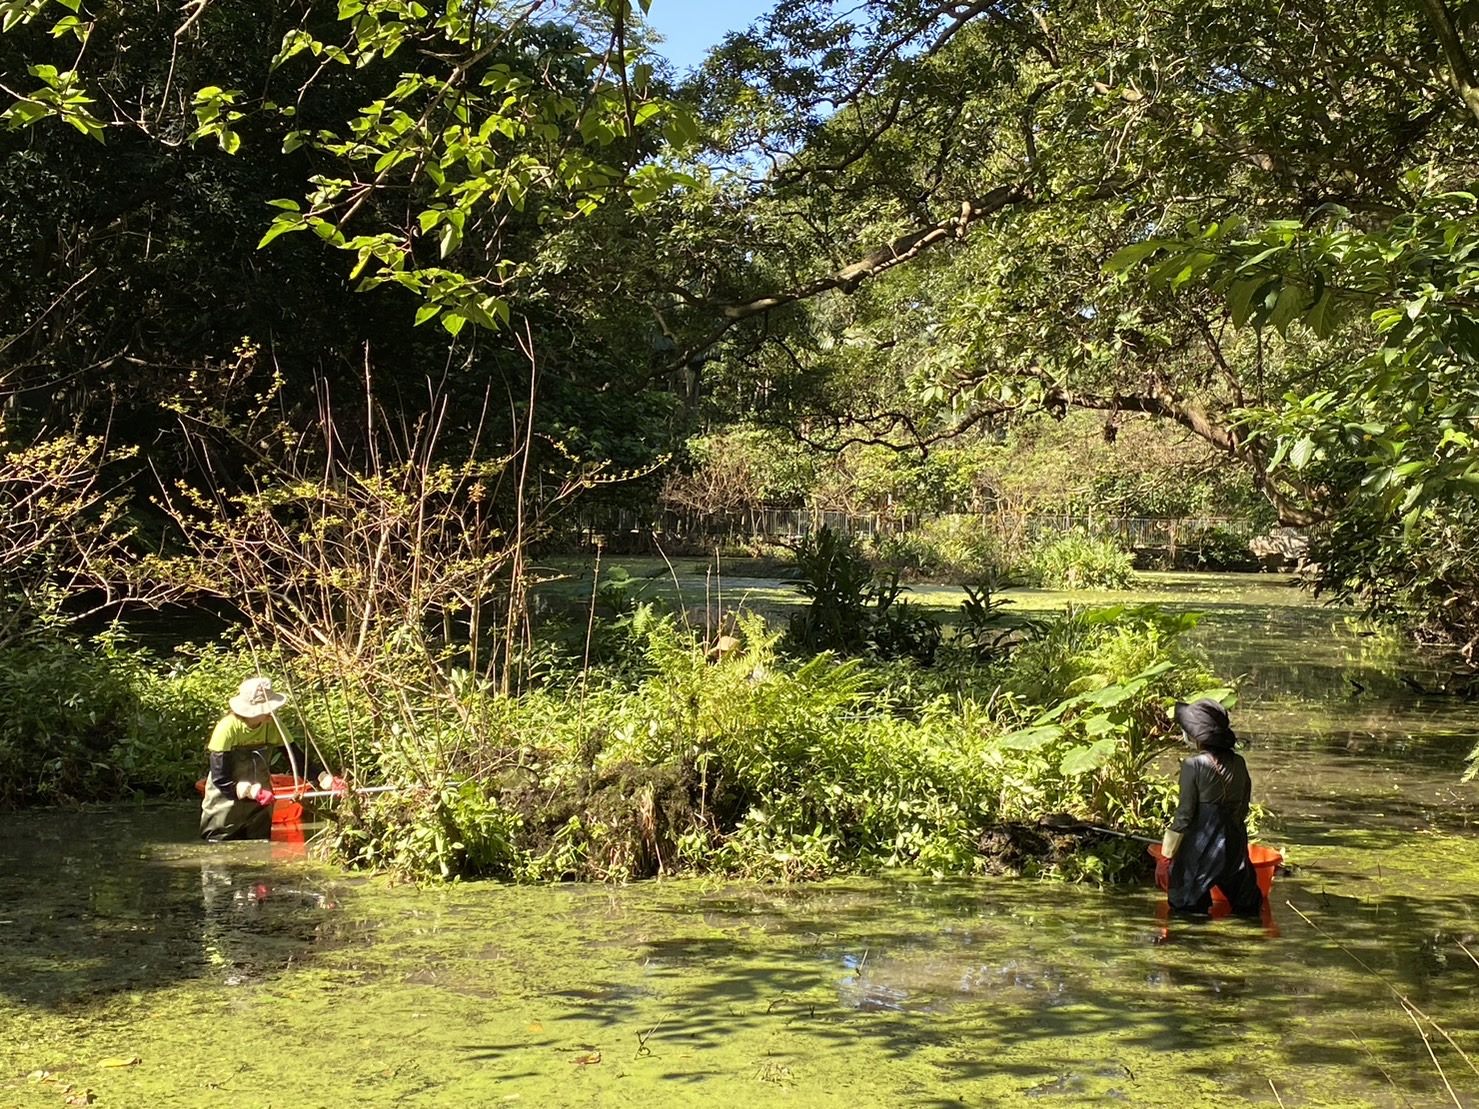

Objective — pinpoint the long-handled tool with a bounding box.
[1038,813,1158,843]
[281,784,402,801]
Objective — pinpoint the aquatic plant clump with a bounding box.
[1020,531,1137,591]
[325,605,1218,883]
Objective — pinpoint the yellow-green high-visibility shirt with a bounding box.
[207,713,294,752]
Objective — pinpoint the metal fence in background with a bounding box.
[567,506,1261,557]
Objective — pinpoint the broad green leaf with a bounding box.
[1128,660,1176,682]
[1227,277,1267,328]
[1060,738,1117,776]
[1080,682,1137,708]
[1104,241,1162,274]
[996,724,1062,752]
[1181,687,1238,708]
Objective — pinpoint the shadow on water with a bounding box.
[437,874,1479,1106]
[0,805,347,1010]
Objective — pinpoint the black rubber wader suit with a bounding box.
[200,745,276,842]
[1167,701,1263,915]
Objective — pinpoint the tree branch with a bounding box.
[1043,385,1324,525]
[769,1,1002,185]
[676,183,1032,367]
[1419,0,1479,123]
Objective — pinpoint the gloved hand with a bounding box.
[1161,828,1184,858]
[234,781,274,804]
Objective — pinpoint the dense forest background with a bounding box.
[4,0,1476,644]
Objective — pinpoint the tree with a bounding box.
[1,1,696,471]
[637,0,1479,648]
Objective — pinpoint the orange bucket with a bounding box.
[194,773,314,824]
[1149,842,1282,905]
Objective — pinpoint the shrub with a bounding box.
[949,575,1023,662]
[0,592,1222,890]
[328,603,1221,883]
[786,525,878,655]
[0,626,240,805]
[786,525,943,663]
[1020,531,1136,590]
[992,604,1226,834]
[1187,524,1257,570]
[871,514,1002,582]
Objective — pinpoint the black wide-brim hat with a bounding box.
[1173,698,1239,749]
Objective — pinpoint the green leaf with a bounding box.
[438,222,461,258]
[1104,241,1162,274]
[1227,277,1269,329]
[1303,289,1335,336]
[1128,660,1176,682]
[1080,682,1138,708]
[1059,738,1117,776]
[996,724,1062,752]
[1268,282,1305,334]
[662,108,700,146]
[49,14,83,38]
[257,214,305,249]
[1181,687,1238,708]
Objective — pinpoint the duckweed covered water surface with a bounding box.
[3,573,1478,1107]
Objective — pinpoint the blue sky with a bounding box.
[643,2,775,71]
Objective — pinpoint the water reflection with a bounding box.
[0,808,342,1007]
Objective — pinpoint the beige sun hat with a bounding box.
[229,675,288,717]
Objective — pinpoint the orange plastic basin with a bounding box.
[1149,842,1282,904]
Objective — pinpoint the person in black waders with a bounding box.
[200,676,314,842]
[1160,698,1263,916]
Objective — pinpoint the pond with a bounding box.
[3,573,1477,1107]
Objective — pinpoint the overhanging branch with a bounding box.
[1419,0,1479,123]
[675,183,1032,368]
[1043,385,1324,526]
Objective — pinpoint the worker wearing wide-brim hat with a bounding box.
[200,676,299,841]
[1161,698,1262,915]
